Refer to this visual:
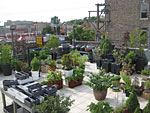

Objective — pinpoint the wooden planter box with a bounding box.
[68,79,83,88]
[41,65,48,73]
[48,65,56,71]
[47,79,63,90]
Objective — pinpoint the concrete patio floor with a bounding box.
[0,62,148,113]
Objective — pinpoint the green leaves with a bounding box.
[87,101,114,113]
[31,56,40,71]
[85,69,113,91]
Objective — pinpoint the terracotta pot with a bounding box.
[68,79,83,88]
[47,79,63,90]
[93,90,107,100]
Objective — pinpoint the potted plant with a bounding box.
[62,54,73,76]
[11,59,23,72]
[121,74,132,97]
[0,45,12,76]
[78,55,88,69]
[66,68,84,88]
[141,69,149,80]
[34,95,74,113]
[143,80,150,99]
[31,56,40,80]
[87,101,114,113]
[85,68,113,100]
[46,70,64,89]
[39,51,48,73]
[45,57,56,71]
[125,89,140,113]
[132,77,143,96]
[114,104,126,113]
[56,60,62,69]
[134,106,142,113]
[43,34,60,60]
[92,47,101,68]
[111,76,121,92]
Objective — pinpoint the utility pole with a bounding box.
[148,24,150,49]
[96,4,100,32]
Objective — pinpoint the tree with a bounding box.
[51,16,60,25]
[43,35,60,55]
[68,26,95,41]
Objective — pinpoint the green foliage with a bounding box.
[112,76,121,87]
[56,61,62,64]
[122,74,132,91]
[68,26,95,41]
[39,51,47,60]
[134,106,141,113]
[144,80,150,90]
[34,95,74,113]
[126,90,140,112]
[87,101,114,113]
[51,16,60,24]
[31,56,40,71]
[125,51,136,62]
[69,49,81,66]
[0,44,12,65]
[112,49,125,64]
[66,68,84,81]
[44,57,56,67]
[129,29,147,58]
[112,76,121,81]
[99,38,112,55]
[40,81,48,85]
[11,59,23,72]
[62,54,73,70]
[29,50,40,61]
[143,98,150,113]
[141,69,149,76]
[114,104,125,113]
[43,35,60,54]
[85,69,113,91]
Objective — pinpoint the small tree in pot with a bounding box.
[85,68,113,100]
[31,56,40,80]
[0,44,12,76]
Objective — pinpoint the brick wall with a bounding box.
[105,0,150,47]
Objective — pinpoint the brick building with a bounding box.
[105,0,150,47]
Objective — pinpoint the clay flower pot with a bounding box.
[93,90,107,101]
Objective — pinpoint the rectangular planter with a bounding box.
[68,79,83,88]
[47,79,63,89]
[41,65,48,73]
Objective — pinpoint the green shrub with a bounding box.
[11,59,23,72]
[87,101,114,113]
[114,104,125,113]
[39,52,47,60]
[31,56,40,71]
[40,81,48,85]
[62,54,73,70]
[134,106,141,113]
[141,69,149,76]
[126,89,140,112]
[56,61,62,64]
[125,51,136,62]
[34,95,74,113]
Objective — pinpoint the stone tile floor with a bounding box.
[0,62,148,113]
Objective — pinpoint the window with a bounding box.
[141,3,149,19]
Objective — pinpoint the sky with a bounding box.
[0,0,104,25]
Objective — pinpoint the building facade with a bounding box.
[105,0,150,47]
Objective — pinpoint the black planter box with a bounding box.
[29,88,44,98]
[43,85,57,96]
[135,58,145,73]
[24,97,40,108]
[3,80,18,91]
[27,83,41,90]
[4,104,21,113]
[15,72,29,80]
[1,64,12,76]
[111,63,121,75]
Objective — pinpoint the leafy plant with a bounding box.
[85,69,113,92]
[134,106,141,113]
[87,101,114,113]
[99,38,112,55]
[31,56,40,71]
[56,61,62,64]
[46,70,64,83]
[11,59,23,72]
[40,81,48,85]
[0,44,12,65]
[144,80,150,92]
[143,97,150,113]
[78,55,88,69]
[34,95,74,113]
[44,57,56,67]
[62,54,73,70]
[126,89,140,112]
[125,51,136,62]
[141,69,149,76]
[114,104,125,113]
[112,49,125,64]
[39,51,48,60]
[122,74,132,91]
[69,49,81,66]
[112,76,121,87]
[66,68,84,81]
